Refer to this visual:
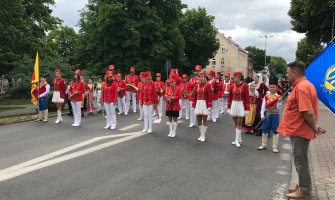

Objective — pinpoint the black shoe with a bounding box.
[67,113,73,116]
[255,132,262,136]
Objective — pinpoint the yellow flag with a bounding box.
[31,52,39,106]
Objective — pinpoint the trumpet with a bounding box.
[126,84,138,91]
[156,86,163,95]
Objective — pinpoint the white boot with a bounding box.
[232,129,241,147]
[35,111,43,122]
[258,133,268,150]
[198,125,203,141]
[171,122,177,138]
[43,110,48,122]
[55,110,62,123]
[200,126,207,142]
[168,122,173,137]
[272,134,279,153]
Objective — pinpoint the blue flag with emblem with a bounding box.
[305,42,335,113]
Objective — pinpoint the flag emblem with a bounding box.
[322,64,335,94]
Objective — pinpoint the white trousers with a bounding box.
[139,104,144,119]
[117,96,127,113]
[105,103,116,127]
[156,96,163,117]
[126,91,137,112]
[189,101,196,125]
[179,99,190,118]
[143,105,153,131]
[71,101,82,125]
[209,99,219,119]
[220,96,228,112]
[96,90,102,111]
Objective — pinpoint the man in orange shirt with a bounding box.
[277,61,326,199]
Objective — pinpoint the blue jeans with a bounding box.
[261,113,279,134]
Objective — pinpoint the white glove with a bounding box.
[244,111,249,116]
[227,109,231,114]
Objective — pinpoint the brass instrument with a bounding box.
[126,84,138,91]
[156,86,163,95]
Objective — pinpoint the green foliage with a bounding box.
[245,46,270,72]
[0,0,61,75]
[296,37,324,66]
[267,56,287,77]
[179,7,220,74]
[289,0,335,43]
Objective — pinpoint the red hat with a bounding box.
[198,72,206,77]
[225,72,231,77]
[167,78,176,84]
[139,72,144,78]
[209,70,215,77]
[182,74,188,79]
[169,69,178,76]
[147,71,152,78]
[106,71,114,77]
[108,65,115,70]
[74,69,82,76]
[130,67,136,72]
[156,73,162,77]
[55,69,61,73]
[141,72,148,78]
[215,74,220,79]
[195,65,202,71]
[233,71,243,77]
[116,73,122,77]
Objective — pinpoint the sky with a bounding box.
[51,0,305,62]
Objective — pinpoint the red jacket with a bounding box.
[115,80,127,96]
[154,80,165,97]
[102,82,118,103]
[165,86,182,111]
[69,81,85,102]
[53,78,66,99]
[140,82,158,105]
[125,75,139,93]
[186,81,195,101]
[192,82,212,109]
[227,82,250,110]
[180,82,189,99]
[208,79,221,100]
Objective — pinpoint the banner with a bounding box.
[31,52,39,106]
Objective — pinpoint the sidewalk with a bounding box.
[0,104,36,117]
[289,102,335,199]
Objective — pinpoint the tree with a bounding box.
[289,0,335,43]
[0,0,61,75]
[296,37,324,66]
[179,7,220,74]
[245,46,270,72]
[77,0,186,76]
[267,56,287,77]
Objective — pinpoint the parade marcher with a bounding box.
[207,70,221,122]
[220,72,231,114]
[140,72,158,133]
[253,74,268,136]
[227,71,250,148]
[102,71,118,129]
[107,64,115,75]
[242,82,259,134]
[154,73,165,118]
[193,72,212,142]
[165,78,182,137]
[87,78,95,115]
[257,79,283,152]
[52,69,66,123]
[69,70,85,127]
[115,73,127,115]
[277,61,326,199]
[137,72,144,121]
[263,75,270,87]
[179,74,190,120]
[95,76,103,112]
[65,84,73,116]
[80,76,88,116]
[187,65,202,128]
[125,67,139,113]
[35,75,50,122]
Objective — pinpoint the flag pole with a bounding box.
[36,51,39,112]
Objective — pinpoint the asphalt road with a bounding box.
[0,110,291,200]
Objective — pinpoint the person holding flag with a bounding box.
[257,79,283,153]
[52,69,66,123]
[69,69,85,127]
[34,75,50,122]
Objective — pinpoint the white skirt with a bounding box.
[194,100,210,115]
[52,91,64,103]
[229,100,245,117]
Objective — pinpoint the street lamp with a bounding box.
[259,35,273,69]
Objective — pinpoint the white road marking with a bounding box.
[283,137,290,141]
[279,153,291,161]
[272,183,288,200]
[282,143,291,150]
[0,132,145,182]
[118,124,140,131]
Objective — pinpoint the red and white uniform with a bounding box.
[207,79,221,121]
[227,82,250,117]
[220,80,231,113]
[115,79,127,114]
[69,80,85,126]
[187,77,197,126]
[102,81,118,129]
[179,82,190,119]
[193,82,212,115]
[52,78,66,103]
[137,81,144,120]
[165,86,182,111]
[125,74,139,112]
[140,81,157,132]
[154,80,165,117]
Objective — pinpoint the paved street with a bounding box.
[0,111,291,200]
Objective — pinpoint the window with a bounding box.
[221,58,224,66]
[221,46,225,52]
[211,59,216,66]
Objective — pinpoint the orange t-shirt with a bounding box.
[277,77,318,140]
